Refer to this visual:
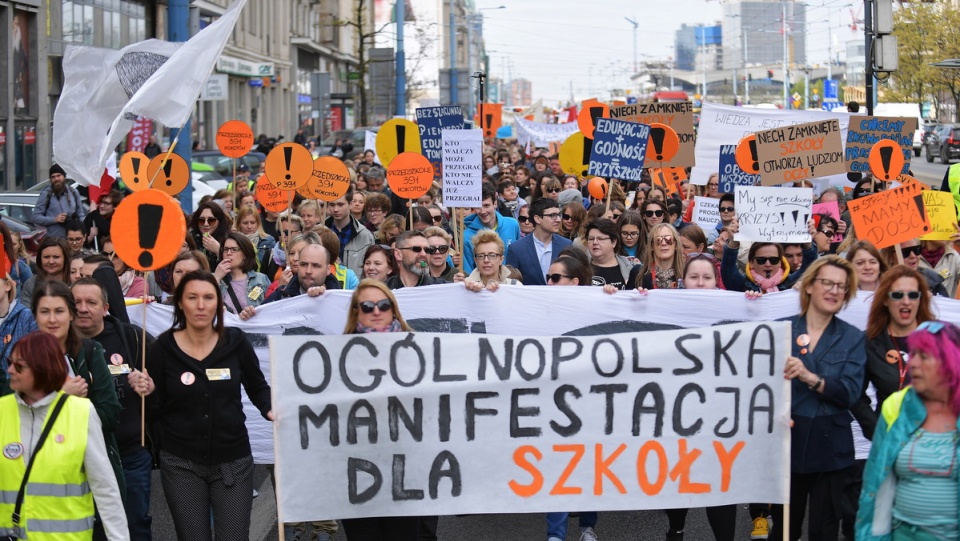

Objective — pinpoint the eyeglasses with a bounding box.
[901,245,922,257]
[67,237,84,244]
[612,213,622,220]
[104,250,116,259]
[719,206,735,213]
[819,229,836,238]
[888,290,921,301]
[917,321,946,334]
[7,357,27,373]
[707,183,719,188]
[99,200,114,206]
[517,216,531,223]
[644,210,664,218]
[357,299,393,314]
[814,278,849,293]
[475,253,503,261]
[431,215,444,223]
[425,245,449,255]
[223,246,241,254]
[397,246,428,253]
[655,235,675,245]
[621,231,640,238]
[198,217,218,225]
[546,273,570,283]
[543,212,562,220]
[547,188,562,194]
[686,252,717,261]
[753,256,779,265]
[587,236,611,244]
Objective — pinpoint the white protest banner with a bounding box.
[735,186,814,243]
[692,196,720,232]
[691,102,852,189]
[272,323,792,521]
[130,286,960,464]
[587,118,650,181]
[514,117,580,148]
[442,129,483,208]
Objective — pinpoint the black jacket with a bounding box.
[851,331,908,441]
[147,327,271,465]
[385,273,447,290]
[263,273,341,303]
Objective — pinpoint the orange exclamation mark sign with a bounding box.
[735,134,760,174]
[649,127,665,161]
[868,139,904,182]
[645,123,680,164]
[119,151,150,192]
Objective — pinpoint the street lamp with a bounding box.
[465,5,504,118]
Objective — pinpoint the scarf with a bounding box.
[922,245,945,268]
[118,269,136,295]
[356,319,403,334]
[654,266,676,290]
[245,232,261,249]
[752,266,785,294]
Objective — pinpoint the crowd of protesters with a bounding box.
[1,122,960,541]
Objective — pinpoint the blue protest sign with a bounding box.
[416,106,465,180]
[823,79,839,100]
[719,144,760,193]
[587,118,650,182]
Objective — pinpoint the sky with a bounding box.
[475,0,863,107]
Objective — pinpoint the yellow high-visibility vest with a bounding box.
[0,392,94,540]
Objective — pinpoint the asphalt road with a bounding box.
[145,465,818,541]
[908,149,949,187]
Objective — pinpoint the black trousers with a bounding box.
[666,505,738,541]
[771,469,848,541]
[341,516,421,541]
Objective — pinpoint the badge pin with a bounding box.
[181,372,196,386]
[55,434,65,444]
[110,353,123,366]
[3,335,10,345]
[886,350,900,364]
[3,442,23,460]
[797,334,811,347]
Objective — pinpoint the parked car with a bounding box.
[191,162,229,191]
[0,211,46,255]
[193,150,267,182]
[0,192,41,227]
[318,127,379,159]
[924,124,960,164]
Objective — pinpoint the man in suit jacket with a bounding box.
[505,198,571,285]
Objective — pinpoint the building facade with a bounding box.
[722,0,806,71]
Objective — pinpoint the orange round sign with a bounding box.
[386,152,434,200]
[256,180,291,213]
[577,99,610,139]
[119,152,150,192]
[645,123,680,164]
[868,139,905,182]
[587,177,608,200]
[299,157,352,202]
[146,153,190,196]
[265,143,313,191]
[215,120,254,159]
[110,189,187,272]
[735,134,760,174]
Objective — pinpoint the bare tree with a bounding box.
[335,0,389,126]
[404,21,438,108]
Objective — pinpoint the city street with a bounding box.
[909,150,950,187]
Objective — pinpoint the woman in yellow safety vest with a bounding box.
[0,331,128,540]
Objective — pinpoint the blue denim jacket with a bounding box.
[782,313,866,473]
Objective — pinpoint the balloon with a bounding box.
[587,177,608,200]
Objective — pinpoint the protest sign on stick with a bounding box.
[753,119,845,186]
[719,144,760,193]
[919,190,957,241]
[735,186,814,243]
[441,129,483,209]
[610,102,695,168]
[845,116,916,176]
[417,106,464,181]
[587,118,650,182]
[847,181,930,249]
[271,323,792,521]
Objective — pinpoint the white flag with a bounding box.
[53,0,248,186]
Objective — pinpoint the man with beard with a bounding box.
[264,243,339,303]
[386,231,447,289]
[32,164,87,238]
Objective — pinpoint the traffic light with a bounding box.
[767,70,774,79]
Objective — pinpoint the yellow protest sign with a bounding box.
[920,190,959,241]
[376,118,422,168]
[559,132,591,178]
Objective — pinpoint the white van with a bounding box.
[873,102,925,157]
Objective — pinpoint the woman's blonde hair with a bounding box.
[798,255,857,315]
[343,279,413,333]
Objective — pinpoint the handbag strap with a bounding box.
[12,393,70,527]
[224,280,244,314]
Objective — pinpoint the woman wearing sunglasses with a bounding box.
[629,223,684,290]
[640,199,667,231]
[773,255,866,541]
[423,227,458,282]
[856,321,960,541]
[813,215,841,255]
[559,201,586,241]
[541,177,563,201]
[883,240,951,297]
[517,205,535,237]
[190,201,231,271]
[340,280,428,541]
[722,217,818,294]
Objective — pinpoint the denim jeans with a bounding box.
[121,447,153,540]
[546,512,598,540]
